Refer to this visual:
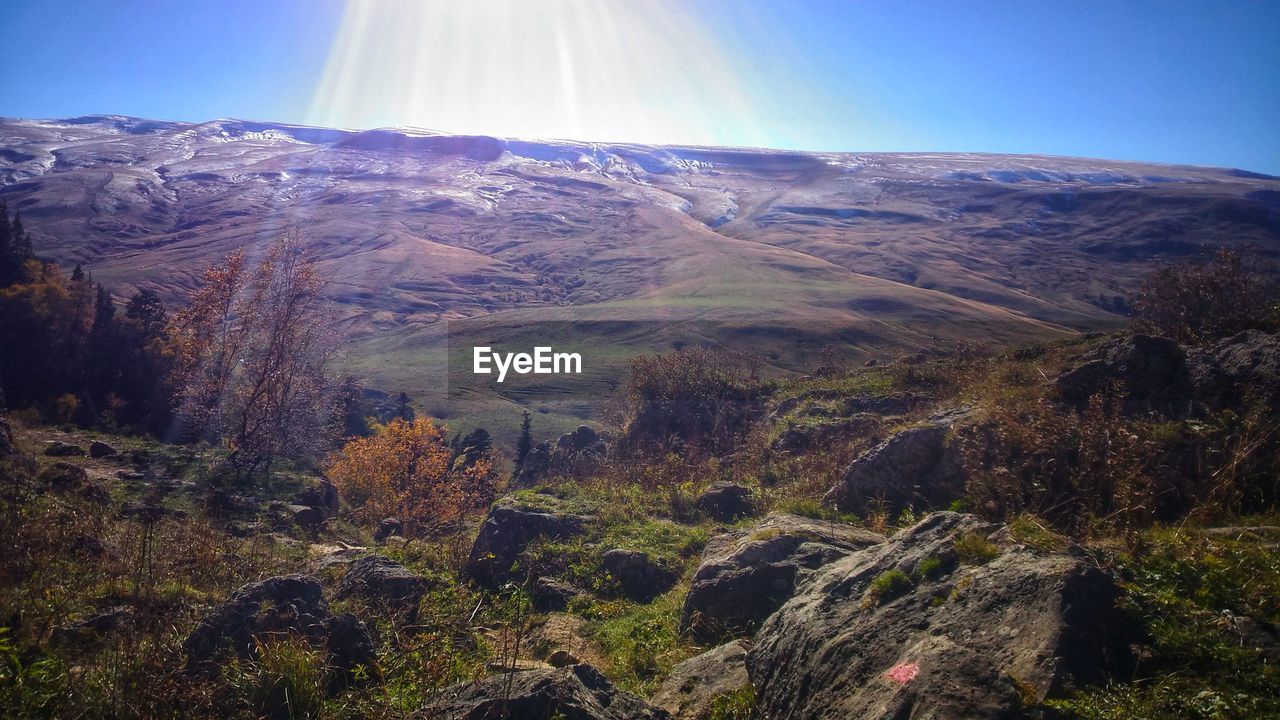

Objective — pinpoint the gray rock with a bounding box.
[374,517,403,544]
[653,640,750,720]
[464,497,588,588]
[530,576,583,612]
[88,441,118,459]
[602,549,678,602]
[287,504,325,535]
[38,461,87,488]
[1056,334,1193,415]
[183,574,376,682]
[823,420,966,514]
[515,426,610,485]
[338,555,425,620]
[680,513,883,642]
[414,664,670,720]
[44,441,84,457]
[52,606,133,648]
[696,481,756,522]
[748,512,1131,719]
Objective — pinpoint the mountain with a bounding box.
[2,115,1278,436]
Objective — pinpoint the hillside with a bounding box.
[2,115,1279,437]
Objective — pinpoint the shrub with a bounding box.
[227,636,328,720]
[1129,248,1279,345]
[616,349,763,457]
[954,533,999,564]
[867,569,914,604]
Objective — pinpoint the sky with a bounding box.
[2,0,1277,173]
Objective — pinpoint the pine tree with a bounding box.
[516,410,533,467]
[71,263,85,282]
[0,201,11,285]
[396,391,414,421]
[93,283,115,332]
[125,288,166,337]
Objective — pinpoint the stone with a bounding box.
[748,512,1132,719]
[51,606,133,648]
[823,420,966,514]
[680,513,883,642]
[514,426,610,485]
[38,461,87,488]
[374,517,403,544]
[601,549,678,602]
[413,664,670,720]
[1056,334,1193,415]
[696,481,756,522]
[530,576,582,612]
[44,441,85,457]
[464,497,588,588]
[653,640,751,720]
[183,574,376,682]
[338,555,425,620]
[88,441,118,459]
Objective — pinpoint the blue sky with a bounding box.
[2,0,1277,173]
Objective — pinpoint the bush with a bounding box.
[616,349,763,457]
[1129,248,1279,345]
[227,636,328,720]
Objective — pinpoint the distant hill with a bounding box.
[2,115,1278,438]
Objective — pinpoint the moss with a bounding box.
[867,569,914,605]
[954,532,1000,565]
[1009,514,1068,553]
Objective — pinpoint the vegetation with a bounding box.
[1130,248,1280,345]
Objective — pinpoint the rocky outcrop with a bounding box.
[696,482,756,522]
[748,512,1131,719]
[1055,331,1280,417]
[52,606,133,647]
[88,441,118,459]
[531,576,583,612]
[680,513,883,642]
[823,419,966,514]
[44,441,84,457]
[653,640,750,720]
[414,664,670,720]
[338,555,425,620]
[464,497,588,588]
[38,461,87,488]
[292,478,340,518]
[602,549,678,602]
[514,425,609,485]
[183,574,376,681]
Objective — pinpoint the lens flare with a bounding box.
[307,0,766,145]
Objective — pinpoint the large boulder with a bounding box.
[680,513,883,642]
[696,481,757,522]
[823,419,966,514]
[51,606,133,648]
[653,640,751,720]
[183,574,376,680]
[1188,330,1280,412]
[293,478,340,518]
[414,664,670,720]
[338,555,425,620]
[464,497,588,588]
[601,549,678,602]
[374,517,403,544]
[530,576,584,612]
[1056,334,1193,415]
[748,512,1131,719]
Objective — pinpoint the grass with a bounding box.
[588,588,696,696]
[867,569,915,605]
[954,532,1001,565]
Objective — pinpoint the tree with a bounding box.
[170,230,338,482]
[326,417,494,535]
[516,410,533,467]
[396,391,414,421]
[456,427,492,468]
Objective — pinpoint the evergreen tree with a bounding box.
[458,427,493,467]
[0,201,11,285]
[516,410,533,467]
[71,263,85,282]
[125,288,166,337]
[396,391,414,421]
[92,283,115,332]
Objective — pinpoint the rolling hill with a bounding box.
[2,115,1278,439]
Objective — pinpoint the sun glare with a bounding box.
[307,0,766,146]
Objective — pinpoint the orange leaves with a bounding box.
[327,418,480,536]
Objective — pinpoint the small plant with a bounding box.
[915,555,948,581]
[954,532,1000,565]
[707,684,756,720]
[867,569,914,605]
[1009,514,1068,553]
[227,636,329,720]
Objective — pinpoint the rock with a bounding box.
[1190,330,1280,412]
[226,520,267,539]
[0,415,13,455]
[1056,334,1193,415]
[43,441,85,457]
[288,504,326,535]
[531,613,605,670]
[374,517,403,544]
[823,419,966,514]
[548,649,580,668]
[748,512,1132,719]
[515,426,610,485]
[653,640,750,720]
[204,489,260,516]
[120,502,176,522]
[414,664,670,720]
[88,441,118,459]
[51,606,133,647]
[293,478,340,518]
[464,497,588,588]
[338,555,425,620]
[681,513,883,642]
[78,480,111,506]
[602,549,678,602]
[38,461,87,488]
[530,576,582,612]
[696,481,756,522]
[183,574,376,681]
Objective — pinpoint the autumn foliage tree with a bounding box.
[170,230,337,480]
[326,417,499,536]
